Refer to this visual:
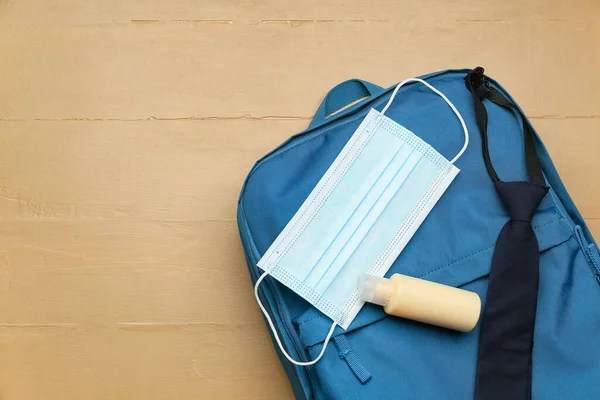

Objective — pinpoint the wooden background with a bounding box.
[0,1,599,399]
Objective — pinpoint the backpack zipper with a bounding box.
[238,203,318,398]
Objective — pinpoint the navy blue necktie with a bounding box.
[465,67,549,400]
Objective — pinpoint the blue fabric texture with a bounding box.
[237,69,600,400]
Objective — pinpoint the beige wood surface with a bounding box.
[1,1,599,399]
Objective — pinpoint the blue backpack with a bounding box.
[237,69,600,399]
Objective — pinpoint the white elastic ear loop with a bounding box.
[254,270,337,366]
[380,78,469,164]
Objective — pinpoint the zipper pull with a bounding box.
[333,334,372,384]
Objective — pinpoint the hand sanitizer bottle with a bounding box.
[359,274,481,332]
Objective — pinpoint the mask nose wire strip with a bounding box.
[379,78,469,165]
[254,270,337,366]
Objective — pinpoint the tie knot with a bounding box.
[494,181,549,222]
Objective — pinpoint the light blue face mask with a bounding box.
[254,78,469,365]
